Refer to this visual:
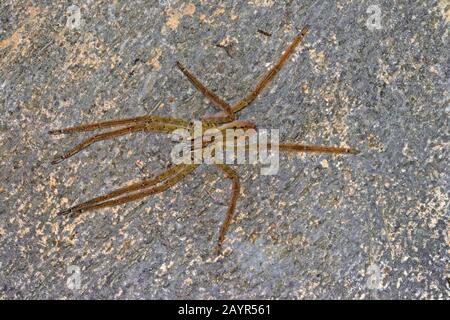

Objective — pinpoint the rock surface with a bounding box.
[0,0,448,299]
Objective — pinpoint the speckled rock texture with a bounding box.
[0,0,448,299]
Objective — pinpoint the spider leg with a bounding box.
[49,115,190,135]
[201,112,237,124]
[204,26,310,122]
[190,120,257,150]
[215,164,240,255]
[57,164,188,216]
[60,164,198,217]
[51,124,146,164]
[176,61,235,122]
[231,26,309,113]
[51,122,183,165]
[276,143,359,155]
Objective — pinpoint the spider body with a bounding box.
[50,26,358,254]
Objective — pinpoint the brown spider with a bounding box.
[50,26,358,254]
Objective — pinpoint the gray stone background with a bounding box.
[0,0,448,299]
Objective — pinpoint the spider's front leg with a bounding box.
[50,124,148,164]
[49,115,190,135]
[49,117,191,164]
[203,25,310,121]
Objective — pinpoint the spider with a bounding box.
[50,26,359,254]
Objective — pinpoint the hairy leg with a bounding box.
[176,61,235,121]
[276,143,359,155]
[61,164,198,218]
[49,115,190,135]
[51,122,187,164]
[203,26,310,122]
[231,26,309,113]
[57,164,189,216]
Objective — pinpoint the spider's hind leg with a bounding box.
[215,164,240,255]
[58,164,197,217]
[57,164,188,216]
[277,143,359,155]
